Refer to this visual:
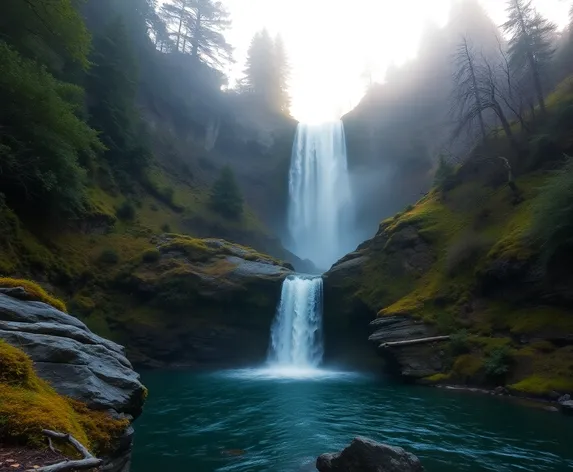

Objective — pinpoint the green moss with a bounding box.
[0,278,67,312]
[424,373,451,383]
[510,376,573,396]
[452,354,484,378]
[0,341,128,453]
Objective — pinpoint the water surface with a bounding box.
[132,369,573,472]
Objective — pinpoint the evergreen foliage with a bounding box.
[210,166,244,218]
[242,30,291,114]
[503,0,556,113]
[159,0,232,68]
[0,42,102,214]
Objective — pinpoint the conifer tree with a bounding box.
[503,0,556,113]
[210,166,244,218]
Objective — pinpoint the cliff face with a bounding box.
[323,166,573,398]
[0,289,146,472]
[105,236,293,368]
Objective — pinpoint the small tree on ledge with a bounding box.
[210,165,244,218]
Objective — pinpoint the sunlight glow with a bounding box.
[226,0,571,122]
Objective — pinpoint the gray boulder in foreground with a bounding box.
[317,437,425,472]
[0,293,146,418]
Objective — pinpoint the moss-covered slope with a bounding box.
[324,79,573,397]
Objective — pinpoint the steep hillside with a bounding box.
[325,78,573,398]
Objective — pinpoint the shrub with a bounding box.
[141,248,161,263]
[445,231,493,276]
[450,329,471,355]
[210,166,244,218]
[0,278,67,312]
[161,223,171,233]
[484,346,512,378]
[530,158,573,264]
[116,201,136,221]
[98,248,119,265]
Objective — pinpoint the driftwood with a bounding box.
[380,335,450,349]
[29,430,103,472]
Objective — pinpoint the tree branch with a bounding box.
[29,430,103,472]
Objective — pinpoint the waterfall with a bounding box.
[287,121,354,271]
[265,121,354,372]
[268,275,323,368]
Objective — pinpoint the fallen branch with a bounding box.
[29,430,103,472]
[380,336,450,349]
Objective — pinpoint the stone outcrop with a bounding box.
[322,221,436,370]
[0,292,146,472]
[115,236,294,367]
[369,317,447,379]
[316,437,425,472]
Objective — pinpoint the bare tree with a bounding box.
[452,41,520,154]
[452,36,487,141]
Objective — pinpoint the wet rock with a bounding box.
[494,386,510,396]
[316,437,425,472]
[558,394,571,403]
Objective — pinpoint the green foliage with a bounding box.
[1,0,91,68]
[530,158,573,263]
[98,248,120,265]
[161,224,171,233]
[86,19,151,179]
[116,201,136,221]
[450,330,471,356]
[0,41,102,214]
[210,166,244,219]
[484,346,512,378]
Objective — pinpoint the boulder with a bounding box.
[0,292,147,472]
[0,294,145,418]
[316,437,425,472]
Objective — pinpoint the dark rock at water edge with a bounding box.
[316,437,425,472]
[0,292,146,472]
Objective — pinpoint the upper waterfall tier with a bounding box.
[287,121,355,271]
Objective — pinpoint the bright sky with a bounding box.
[224,0,570,123]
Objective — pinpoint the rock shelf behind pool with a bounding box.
[316,437,425,472]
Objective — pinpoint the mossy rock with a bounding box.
[0,341,128,454]
[0,278,66,312]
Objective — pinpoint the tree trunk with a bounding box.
[191,9,201,59]
[494,105,520,154]
[175,15,184,52]
[465,41,487,141]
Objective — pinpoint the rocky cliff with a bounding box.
[0,288,146,472]
[106,235,293,368]
[324,166,573,398]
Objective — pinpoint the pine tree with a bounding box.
[243,30,291,114]
[503,0,556,113]
[274,35,291,115]
[210,166,244,218]
[160,0,232,68]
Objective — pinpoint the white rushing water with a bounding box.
[268,275,324,369]
[287,121,354,271]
